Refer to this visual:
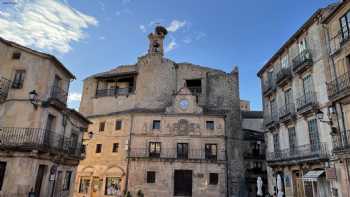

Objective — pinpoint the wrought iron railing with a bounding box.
[50,85,68,104]
[0,127,83,158]
[296,91,317,111]
[279,103,295,118]
[0,77,11,103]
[187,86,202,95]
[264,111,278,125]
[332,130,350,152]
[129,148,226,161]
[329,31,350,55]
[95,87,134,97]
[292,49,313,72]
[276,67,292,84]
[267,143,329,162]
[326,72,350,99]
[262,78,276,94]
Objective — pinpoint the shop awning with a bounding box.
[302,170,325,182]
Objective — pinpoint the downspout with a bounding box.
[124,113,134,193]
[223,115,229,197]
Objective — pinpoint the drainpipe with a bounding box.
[223,115,229,197]
[124,113,134,193]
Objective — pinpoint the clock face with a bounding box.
[179,99,189,110]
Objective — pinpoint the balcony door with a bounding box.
[298,38,307,53]
[177,143,188,159]
[273,133,280,158]
[307,119,320,152]
[44,114,56,145]
[288,127,297,156]
[270,99,277,120]
[34,165,47,196]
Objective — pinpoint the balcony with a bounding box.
[296,91,318,114]
[279,103,296,123]
[329,31,350,56]
[95,87,134,97]
[262,80,276,96]
[264,112,279,128]
[128,148,226,162]
[0,77,11,103]
[267,143,329,165]
[50,85,68,104]
[292,49,313,74]
[0,127,83,159]
[276,67,292,87]
[332,130,350,153]
[326,72,350,101]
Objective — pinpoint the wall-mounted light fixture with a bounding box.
[29,90,39,109]
[316,109,338,135]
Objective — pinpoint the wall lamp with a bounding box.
[29,90,39,109]
[316,109,338,136]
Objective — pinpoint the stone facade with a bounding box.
[323,1,350,197]
[0,37,90,197]
[75,27,242,197]
[257,4,338,197]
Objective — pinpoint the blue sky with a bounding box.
[0,0,336,110]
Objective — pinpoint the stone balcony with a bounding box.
[292,49,313,74]
[332,130,350,154]
[296,91,318,115]
[266,143,329,166]
[0,127,83,160]
[276,67,292,87]
[326,71,350,102]
[128,148,226,162]
[0,77,11,103]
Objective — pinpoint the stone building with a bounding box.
[241,109,267,197]
[0,37,90,197]
[257,4,338,197]
[322,0,350,196]
[75,26,242,197]
[240,100,251,112]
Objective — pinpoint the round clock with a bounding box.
[179,99,189,110]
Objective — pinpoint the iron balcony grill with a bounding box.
[279,103,295,118]
[296,91,317,111]
[129,148,226,161]
[95,87,134,97]
[326,71,350,100]
[292,49,313,73]
[0,127,83,158]
[50,85,68,104]
[266,143,329,162]
[276,67,292,85]
[0,77,11,103]
[332,130,350,152]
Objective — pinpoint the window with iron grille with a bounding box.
[12,70,25,89]
[112,143,119,153]
[288,127,297,151]
[209,173,218,185]
[99,122,105,132]
[147,171,156,183]
[115,120,122,130]
[0,162,6,191]
[308,119,320,151]
[96,144,102,153]
[206,121,215,130]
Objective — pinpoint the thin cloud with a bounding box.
[167,20,186,32]
[68,92,82,102]
[0,0,97,53]
[165,37,177,53]
[139,25,146,33]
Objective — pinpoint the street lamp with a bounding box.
[316,109,338,135]
[29,90,39,109]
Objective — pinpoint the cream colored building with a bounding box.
[323,1,350,197]
[75,26,242,197]
[0,37,90,197]
[257,4,338,197]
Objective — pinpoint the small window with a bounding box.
[112,143,119,153]
[149,142,161,158]
[206,121,215,130]
[99,122,105,132]
[79,177,91,193]
[12,52,21,60]
[96,144,102,153]
[346,54,350,67]
[115,120,122,130]
[63,171,72,191]
[147,171,156,183]
[12,70,25,89]
[152,120,161,130]
[185,79,202,95]
[0,162,6,191]
[209,173,218,185]
[205,144,217,160]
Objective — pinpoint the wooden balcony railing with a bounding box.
[50,85,68,104]
[296,91,317,112]
[0,127,83,158]
[267,143,329,163]
[332,130,350,153]
[326,71,350,100]
[292,49,313,73]
[129,148,226,161]
[0,77,11,103]
[95,87,134,97]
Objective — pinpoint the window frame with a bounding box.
[99,121,106,132]
[209,173,219,185]
[12,70,25,89]
[0,161,6,191]
[206,121,215,130]
[104,177,121,195]
[12,52,21,60]
[96,144,102,153]
[115,120,122,130]
[152,120,161,130]
[149,142,161,158]
[112,143,119,153]
[146,171,156,183]
[78,177,91,194]
[340,10,350,41]
[205,144,218,160]
[62,171,72,191]
[177,143,189,159]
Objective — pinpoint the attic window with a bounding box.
[185,79,202,95]
[12,52,21,60]
[95,74,136,97]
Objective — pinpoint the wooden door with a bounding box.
[34,165,47,196]
[174,170,192,196]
